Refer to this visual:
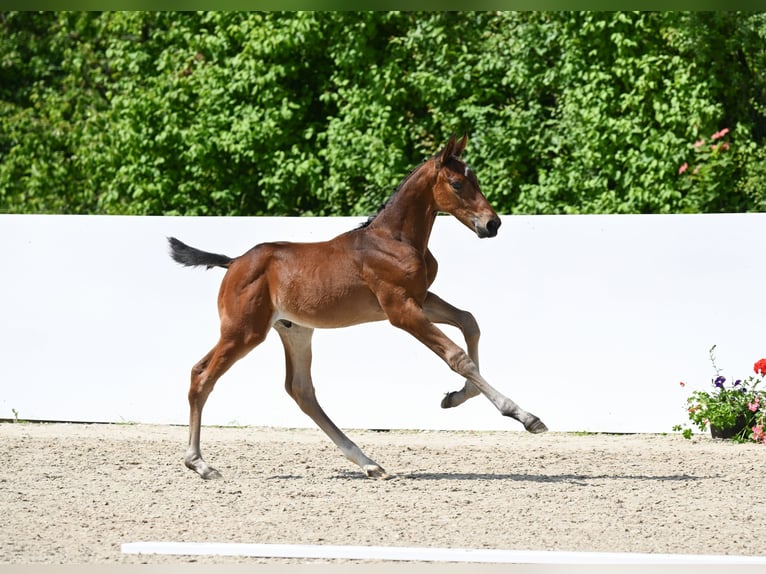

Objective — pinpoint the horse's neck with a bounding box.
[368,166,437,253]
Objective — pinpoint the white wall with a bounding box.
[1,213,764,433]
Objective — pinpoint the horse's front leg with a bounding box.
[386,296,548,434]
[423,291,482,409]
[273,321,389,479]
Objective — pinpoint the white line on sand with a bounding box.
[121,542,766,565]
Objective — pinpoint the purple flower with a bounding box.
[714,376,726,388]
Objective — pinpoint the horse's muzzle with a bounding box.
[477,216,501,238]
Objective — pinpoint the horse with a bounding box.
[168,134,547,480]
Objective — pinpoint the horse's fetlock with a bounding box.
[500,401,520,418]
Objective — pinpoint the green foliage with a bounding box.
[1,11,765,216]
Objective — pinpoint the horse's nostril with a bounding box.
[486,217,501,237]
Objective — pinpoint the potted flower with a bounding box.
[675,345,766,442]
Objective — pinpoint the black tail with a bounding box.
[167,237,234,269]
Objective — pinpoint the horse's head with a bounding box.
[432,135,501,238]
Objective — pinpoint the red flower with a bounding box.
[755,358,766,376]
[711,128,730,141]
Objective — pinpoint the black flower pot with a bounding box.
[710,415,749,439]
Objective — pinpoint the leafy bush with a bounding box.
[1,11,764,216]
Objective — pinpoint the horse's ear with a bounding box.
[438,135,457,166]
[454,133,468,157]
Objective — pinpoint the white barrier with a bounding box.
[1,213,764,433]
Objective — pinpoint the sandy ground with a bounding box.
[1,422,766,564]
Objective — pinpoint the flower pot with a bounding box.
[710,415,749,439]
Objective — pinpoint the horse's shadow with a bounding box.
[330,471,708,485]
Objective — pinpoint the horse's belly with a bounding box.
[275,285,387,329]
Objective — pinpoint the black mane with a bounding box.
[356,160,423,229]
[356,153,466,229]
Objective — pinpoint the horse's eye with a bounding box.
[450,180,463,192]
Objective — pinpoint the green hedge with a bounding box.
[1,11,764,216]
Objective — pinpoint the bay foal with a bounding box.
[169,135,547,480]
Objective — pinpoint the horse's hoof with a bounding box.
[363,464,390,480]
[440,392,456,409]
[201,468,223,480]
[186,458,223,480]
[525,417,549,434]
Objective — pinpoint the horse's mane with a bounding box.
[356,160,425,229]
[356,153,465,229]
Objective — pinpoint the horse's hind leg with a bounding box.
[274,321,388,479]
[186,329,265,480]
[423,292,482,409]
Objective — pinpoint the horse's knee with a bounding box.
[446,348,478,377]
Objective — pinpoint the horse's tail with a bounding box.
[167,237,234,270]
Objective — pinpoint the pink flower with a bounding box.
[678,162,689,175]
[748,396,760,412]
[711,128,730,141]
[752,425,766,444]
[693,139,706,148]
